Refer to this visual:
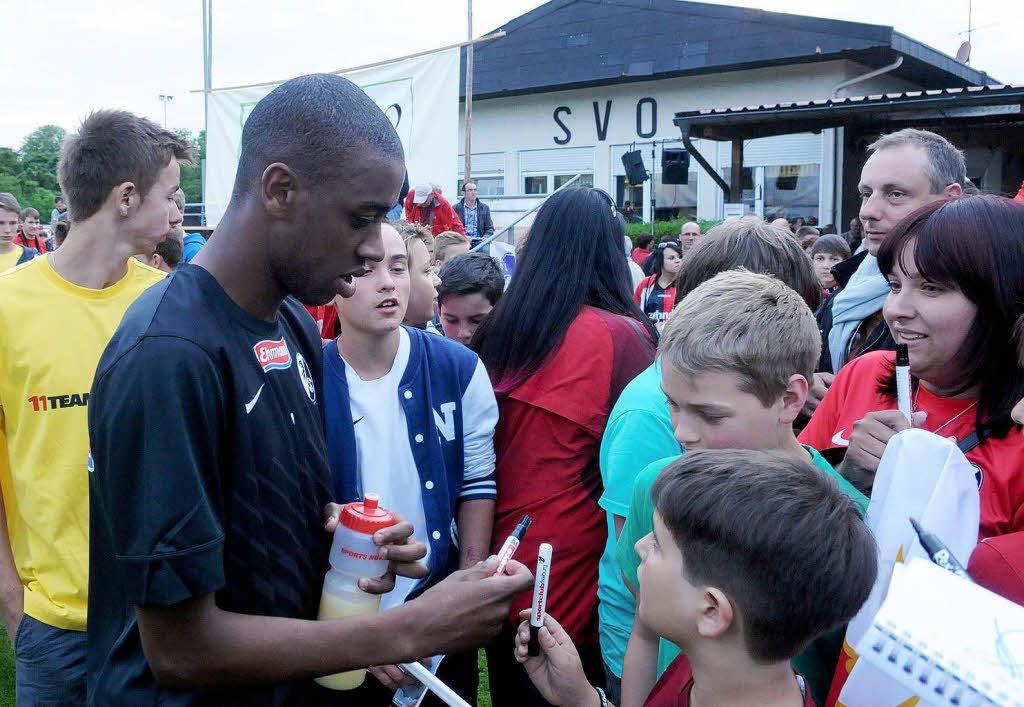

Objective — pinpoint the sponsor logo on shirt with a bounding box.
[296,352,315,403]
[253,338,292,372]
[27,392,89,412]
[831,428,851,446]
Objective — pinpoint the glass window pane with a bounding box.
[554,174,593,189]
[763,164,819,221]
[473,177,504,196]
[524,176,548,195]
[653,171,697,221]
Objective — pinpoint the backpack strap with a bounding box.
[957,428,992,455]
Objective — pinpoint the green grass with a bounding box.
[477,648,492,707]
[0,629,14,706]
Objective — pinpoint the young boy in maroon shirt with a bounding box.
[513,448,876,707]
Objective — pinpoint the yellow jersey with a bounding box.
[0,247,25,273]
[0,255,166,630]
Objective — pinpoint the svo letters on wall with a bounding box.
[552,97,658,145]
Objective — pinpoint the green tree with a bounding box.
[19,125,66,194]
[0,148,20,177]
[175,129,205,204]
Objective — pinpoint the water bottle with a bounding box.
[314,493,396,690]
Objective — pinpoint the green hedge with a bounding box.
[625,219,721,246]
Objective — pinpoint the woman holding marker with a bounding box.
[800,194,1024,539]
[473,187,657,706]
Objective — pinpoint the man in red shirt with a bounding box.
[403,183,465,236]
[14,207,50,253]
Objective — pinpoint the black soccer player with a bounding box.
[87,74,532,706]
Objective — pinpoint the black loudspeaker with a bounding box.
[661,148,690,184]
[621,150,649,184]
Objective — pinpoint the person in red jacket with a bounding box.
[1015,179,1024,203]
[403,183,465,236]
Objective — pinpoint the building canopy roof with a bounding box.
[461,0,993,100]
[673,84,1024,140]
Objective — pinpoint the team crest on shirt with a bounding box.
[253,338,292,372]
[296,352,315,403]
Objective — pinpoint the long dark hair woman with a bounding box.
[801,194,1024,539]
[634,240,682,327]
[473,187,656,706]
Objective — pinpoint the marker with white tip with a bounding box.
[896,343,912,423]
[528,543,552,657]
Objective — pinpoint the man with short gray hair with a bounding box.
[805,128,965,414]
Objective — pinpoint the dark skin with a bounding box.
[142,147,534,689]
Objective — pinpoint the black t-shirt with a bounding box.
[88,265,336,706]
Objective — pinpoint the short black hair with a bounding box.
[54,196,64,204]
[154,236,183,269]
[231,73,404,202]
[652,449,876,664]
[437,252,505,307]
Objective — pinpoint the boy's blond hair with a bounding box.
[392,219,434,254]
[659,269,820,406]
[434,230,470,262]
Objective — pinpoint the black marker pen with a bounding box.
[909,517,972,582]
[494,515,532,576]
[528,543,552,657]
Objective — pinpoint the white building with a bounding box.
[454,0,993,236]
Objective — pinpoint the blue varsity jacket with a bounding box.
[323,326,496,596]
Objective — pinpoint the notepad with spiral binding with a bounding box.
[854,559,1024,707]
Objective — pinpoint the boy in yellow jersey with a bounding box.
[0,110,192,704]
[0,194,38,273]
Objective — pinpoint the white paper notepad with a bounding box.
[855,558,1024,707]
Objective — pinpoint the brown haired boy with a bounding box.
[0,109,190,701]
[515,448,876,706]
[0,194,38,272]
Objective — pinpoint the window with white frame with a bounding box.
[519,147,594,196]
[457,152,506,197]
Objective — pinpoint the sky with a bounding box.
[1,0,1020,150]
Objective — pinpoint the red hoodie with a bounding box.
[402,190,466,236]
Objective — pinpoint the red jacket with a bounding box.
[14,233,49,254]
[403,191,466,236]
[1015,180,1024,203]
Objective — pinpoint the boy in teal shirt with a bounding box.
[613,270,868,707]
[596,219,841,703]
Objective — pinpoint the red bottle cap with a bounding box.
[340,493,396,535]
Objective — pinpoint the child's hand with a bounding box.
[513,609,600,707]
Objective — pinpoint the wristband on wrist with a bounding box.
[594,685,608,707]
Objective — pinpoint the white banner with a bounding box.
[204,48,460,226]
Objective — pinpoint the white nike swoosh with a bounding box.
[831,428,850,446]
[245,384,265,414]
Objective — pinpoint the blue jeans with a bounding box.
[15,614,87,706]
[603,665,622,706]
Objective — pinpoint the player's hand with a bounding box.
[368,663,419,690]
[402,556,533,656]
[513,610,598,707]
[841,409,927,490]
[323,505,428,594]
[802,372,835,418]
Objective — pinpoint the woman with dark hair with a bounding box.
[801,194,1024,539]
[634,240,682,327]
[474,187,657,706]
